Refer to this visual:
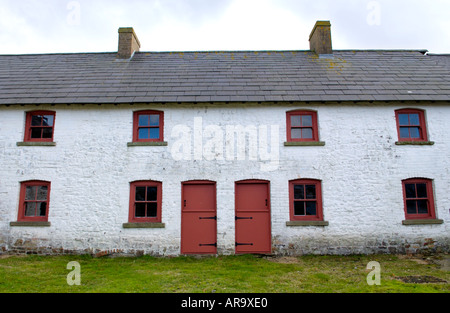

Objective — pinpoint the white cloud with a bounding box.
[0,0,448,54]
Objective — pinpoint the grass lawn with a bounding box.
[0,253,448,293]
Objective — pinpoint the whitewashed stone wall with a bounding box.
[0,102,449,256]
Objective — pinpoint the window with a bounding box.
[129,181,162,223]
[24,111,55,142]
[289,179,323,221]
[402,178,436,220]
[395,109,428,142]
[18,181,51,222]
[286,110,319,142]
[133,110,164,142]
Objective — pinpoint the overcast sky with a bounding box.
[1,0,449,54]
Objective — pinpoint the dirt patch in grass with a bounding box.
[397,253,450,271]
[395,275,447,284]
[264,256,300,264]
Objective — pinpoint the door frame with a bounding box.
[234,179,271,254]
[180,180,217,254]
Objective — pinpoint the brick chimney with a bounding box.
[309,21,332,55]
[117,27,141,59]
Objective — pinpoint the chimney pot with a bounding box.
[309,21,332,55]
[117,27,141,59]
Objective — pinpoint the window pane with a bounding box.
[409,127,420,138]
[25,202,36,216]
[38,202,47,216]
[405,184,416,198]
[305,202,317,216]
[149,128,160,139]
[147,203,157,217]
[417,200,428,214]
[302,128,313,139]
[406,200,417,214]
[36,186,48,201]
[135,203,146,217]
[291,128,302,139]
[398,114,409,126]
[293,185,304,199]
[149,115,160,126]
[290,115,301,127]
[25,186,37,200]
[43,115,54,127]
[305,185,316,199]
[135,187,146,201]
[294,201,305,215]
[31,128,42,139]
[31,115,43,126]
[399,127,410,138]
[147,187,157,201]
[42,128,53,139]
[301,115,312,127]
[409,114,420,125]
[138,128,149,139]
[416,184,427,198]
[138,115,149,126]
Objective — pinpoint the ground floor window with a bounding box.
[129,180,162,223]
[402,178,436,220]
[289,179,323,221]
[18,180,51,222]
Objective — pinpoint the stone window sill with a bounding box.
[402,219,443,225]
[122,222,165,228]
[127,141,168,147]
[284,141,325,146]
[395,141,434,146]
[10,221,51,227]
[16,142,56,147]
[286,220,329,226]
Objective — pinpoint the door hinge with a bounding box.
[199,243,217,247]
[235,216,253,220]
[235,242,253,246]
[199,216,217,220]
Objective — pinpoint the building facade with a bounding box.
[0,22,449,256]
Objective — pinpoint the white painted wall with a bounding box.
[0,103,449,255]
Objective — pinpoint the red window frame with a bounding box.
[286,110,319,142]
[18,180,51,222]
[402,178,436,220]
[24,111,56,142]
[133,110,164,142]
[129,180,162,223]
[289,179,323,221]
[395,109,428,142]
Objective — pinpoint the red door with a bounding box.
[235,180,271,254]
[181,181,217,254]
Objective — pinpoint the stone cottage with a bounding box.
[0,21,448,256]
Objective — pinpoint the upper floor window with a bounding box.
[18,180,51,222]
[402,178,436,220]
[286,110,319,142]
[395,109,428,142]
[129,180,162,223]
[24,111,55,142]
[289,179,323,221]
[133,110,164,142]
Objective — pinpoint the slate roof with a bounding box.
[0,50,449,105]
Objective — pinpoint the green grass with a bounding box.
[0,254,448,293]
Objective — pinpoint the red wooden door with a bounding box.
[181,181,217,254]
[235,180,271,254]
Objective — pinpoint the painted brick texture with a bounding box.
[0,103,449,256]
